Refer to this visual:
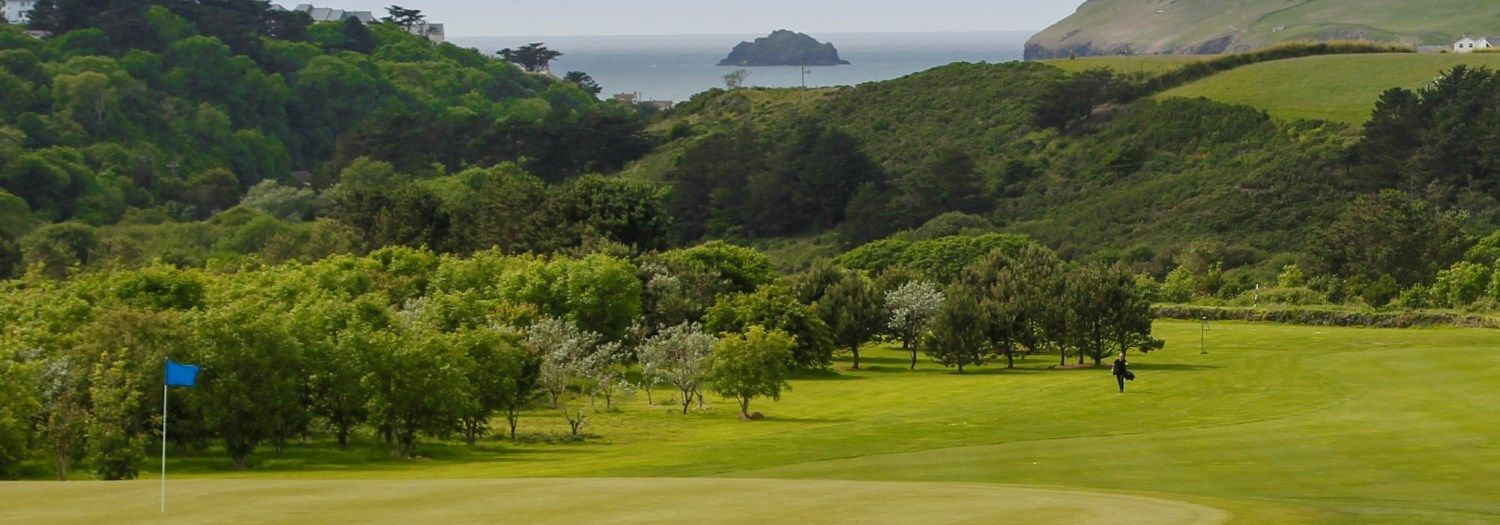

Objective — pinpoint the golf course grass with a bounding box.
[3,321,1497,523]
[4,479,1231,524]
[1159,53,1500,124]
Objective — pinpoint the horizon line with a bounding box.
[449,29,1042,40]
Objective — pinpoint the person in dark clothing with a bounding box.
[1111,352,1130,393]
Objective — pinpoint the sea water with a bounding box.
[455,31,1031,102]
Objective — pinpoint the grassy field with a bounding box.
[1042,55,1209,75]
[5,479,1229,524]
[1159,53,1500,123]
[4,321,1498,523]
[1028,0,1500,57]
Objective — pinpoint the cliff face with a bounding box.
[720,30,850,66]
[1026,0,1500,60]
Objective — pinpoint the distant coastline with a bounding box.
[456,31,1032,100]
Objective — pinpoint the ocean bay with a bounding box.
[457,31,1030,101]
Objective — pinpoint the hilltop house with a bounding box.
[1,0,36,24]
[1453,36,1496,53]
[273,3,445,43]
[612,92,675,111]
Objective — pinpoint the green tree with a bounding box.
[52,70,120,133]
[705,326,794,420]
[20,221,98,279]
[240,180,315,221]
[961,251,1025,369]
[706,285,834,369]
[897,148,991,222]
[453,327,526,445]
[194,302,301,469]
[1160,267,1196,303]
[546,175,671,251]
[1277,264,1306,288]
[817,272,884,369]
[295,297,384,450]
[495,339,541,440]
[84,356,147,480]
[0,358,37,479]
[180,168,241,218]
[1308,190,1467,289]
[1002,245,1068,361]
[529,254,642,341]
[363,327,472,457]
[924,285,988,372]
[1066,264,1152,367]
[498,43,563,73]
[0,232,19,279]
[563,71,602,95]
[382,6,425,31]
[661,241,776,295]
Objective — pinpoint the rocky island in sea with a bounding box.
[719,30,851,66]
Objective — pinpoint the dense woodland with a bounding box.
[7,2,1500,480]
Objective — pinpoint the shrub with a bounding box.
[1160,267,1196,303]
[1235,286,1325,306]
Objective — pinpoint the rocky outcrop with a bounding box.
[720,30,850,67]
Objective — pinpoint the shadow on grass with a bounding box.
[756,414,851,424]
[1130,362,1220,371]
[788,369,867,381]
[165,433,604,474]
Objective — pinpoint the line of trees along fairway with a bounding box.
[0,235,1173,479]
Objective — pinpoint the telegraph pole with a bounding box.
[799,58,809,105]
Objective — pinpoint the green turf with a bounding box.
[2,479,1230,524]
[1042,56,1209,75]
[1159,53,1500,124]
[3,321,1497,523]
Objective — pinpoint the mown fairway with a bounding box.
[4,321,1498,523]
[1159,53,1500,123]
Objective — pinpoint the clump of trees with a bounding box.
[0,235,1178,480]
[927,249,1160,372]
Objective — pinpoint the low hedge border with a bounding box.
[1153,305,1500,329]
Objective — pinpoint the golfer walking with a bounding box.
[1111,352,1133,393]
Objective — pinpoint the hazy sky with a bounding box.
[320,1,1088,37]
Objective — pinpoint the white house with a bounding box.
[275,3,444,43]
[1,0,37,25]
[1453,36,1497,53]
[287,4,377,24]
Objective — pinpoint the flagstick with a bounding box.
[161,383,168,514]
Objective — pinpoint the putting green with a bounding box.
[1,478,1230,524]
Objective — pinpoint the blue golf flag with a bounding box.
[164,360,199,388]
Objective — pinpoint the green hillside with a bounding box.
[1043,55,1207,75]
[1027,0,1500,59]
[1160,53,1500,123]
[628,60,1363,268]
